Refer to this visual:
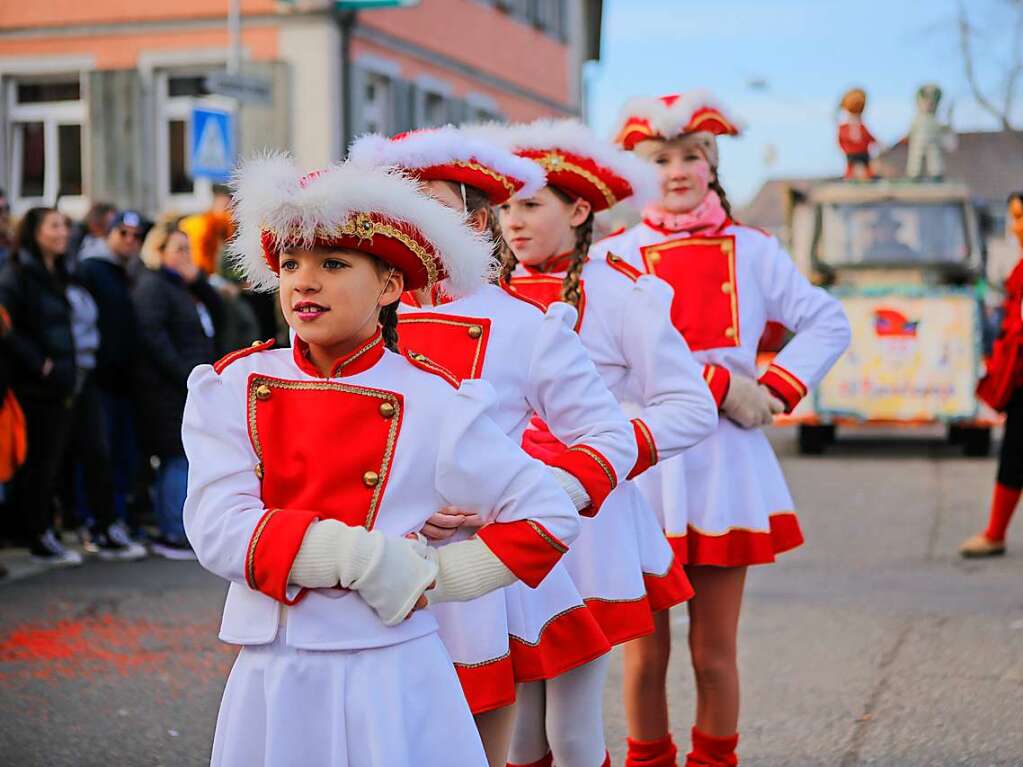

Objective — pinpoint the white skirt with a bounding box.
[641,419,804,567]
[211,631,487,767]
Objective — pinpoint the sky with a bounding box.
[586,0,1023,206]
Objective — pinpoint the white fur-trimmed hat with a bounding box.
[348,125,546,204]
[469,119,658,211]
[229,153,494,295]
[614,90,744,152]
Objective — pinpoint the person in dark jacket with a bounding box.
[0,208,81,565]
[132,225,221,558]
[76,210,146,542]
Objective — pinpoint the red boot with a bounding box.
[626,734,679,767]
[684,727,738,767]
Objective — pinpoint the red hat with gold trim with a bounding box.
[229,153,494,295]
[471,119,658,212]
[614,90,744,153]
[348,125,546,205]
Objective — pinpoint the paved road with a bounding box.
[1,429,1021,767]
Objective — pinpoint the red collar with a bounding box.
[292,328,385,378]
[523,251,576,275]
[399,283,453,308]
[642,217,733,237]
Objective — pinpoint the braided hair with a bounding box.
[709,171,734,220]
[460,184,508,283]
[379,300,400,352]
[549,186,592,308]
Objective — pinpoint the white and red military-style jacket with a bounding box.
[589,219,851,565]
[507,253,718,643]
[181,330,580,651]
[396,282,634,712]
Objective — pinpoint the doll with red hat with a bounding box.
[350,125,639,766]
[837,88,878,180]
[480,118,719,767]
[595,91,851,767]
[181,156,584,767]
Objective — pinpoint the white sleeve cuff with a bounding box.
[426,538,517,605]
[550,467,590,512]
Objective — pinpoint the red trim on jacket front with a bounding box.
[703,364,732,409]
[758,362,807,413]
[476,519,568,588]
[628,418,658,479]
[244,508,319,605]
[605,252,643,282]
[548,444,618,515]
[292,330,385,378]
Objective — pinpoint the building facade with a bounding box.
[0,0,602,218]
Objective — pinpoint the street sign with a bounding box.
[190,107,235,182]
[205,72,273,105]
[335,1,421,8]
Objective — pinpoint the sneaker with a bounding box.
[30,529,84,567]
[150,536,197,561]
[90,524,148,561]
[959,533,1006,558]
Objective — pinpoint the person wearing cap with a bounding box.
[182,156,580,767]
[76,209,147,544]
[597,92,851,767]
[481,119,717,767]
[351,126,638,766]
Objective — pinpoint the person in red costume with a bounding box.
[961,192,1023,557]
[837,88,877,180]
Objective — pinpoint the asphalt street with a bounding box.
[1,429,1020,767]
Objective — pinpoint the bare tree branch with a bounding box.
[958,0,1018,131]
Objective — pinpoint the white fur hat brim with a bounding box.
[229,152,494,296]
[348,125,546,202]
[614,90,745,146]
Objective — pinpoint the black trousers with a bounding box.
[15,393,74,541]
[64,372,118,531]
[997,388,1023,490]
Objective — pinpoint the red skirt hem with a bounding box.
[454,653,517,715]
[510,603,612,683]
[667,512,804,567]
[643,556,694,612]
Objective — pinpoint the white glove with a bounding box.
[722,375,786,429]
[423,537,517,605]
[550,467,590,512]
[289,520,439,626]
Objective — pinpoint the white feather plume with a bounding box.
[229,153,495,296]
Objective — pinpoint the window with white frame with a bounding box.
[360,71,394,134]
[156,71,234,214]
[7,76,86,215]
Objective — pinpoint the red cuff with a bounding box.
[477,519,568,588]
[245,508,319,605]
[627,418,658,479]
[548,444,618,516]
[703,364,731,409]
[758,363,808,413]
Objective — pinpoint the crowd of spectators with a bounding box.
[0,186,281,577]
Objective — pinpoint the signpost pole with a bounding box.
[228,0,241,75]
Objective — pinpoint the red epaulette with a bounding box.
[213,339,276,375]
[605,252,643,282]
[595,226,626,244]
[404,349,460,388]
[499,279,546,312]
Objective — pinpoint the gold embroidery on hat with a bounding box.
[537,152,617,208]
[450,160,517,196]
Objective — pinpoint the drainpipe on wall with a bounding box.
[338,8,357,156]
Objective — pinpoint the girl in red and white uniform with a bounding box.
[487,119,719,767]
[349,126,636,766]
[182,157,583,767]
[591,92,851,767]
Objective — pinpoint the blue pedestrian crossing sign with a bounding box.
[190,107,235,182]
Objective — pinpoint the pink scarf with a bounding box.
[643,191,728,235]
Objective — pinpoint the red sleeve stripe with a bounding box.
[758,363,808,413]
[703,364,731,409]
[245,508,319,605]
[549,444,618,516]
[628,418,658,480]
[477,519,568,588]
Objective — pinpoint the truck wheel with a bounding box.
[798,424,835,455]
[961,427,992,457]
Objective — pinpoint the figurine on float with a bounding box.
[906,84,954,180]
[837,88,877,180]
